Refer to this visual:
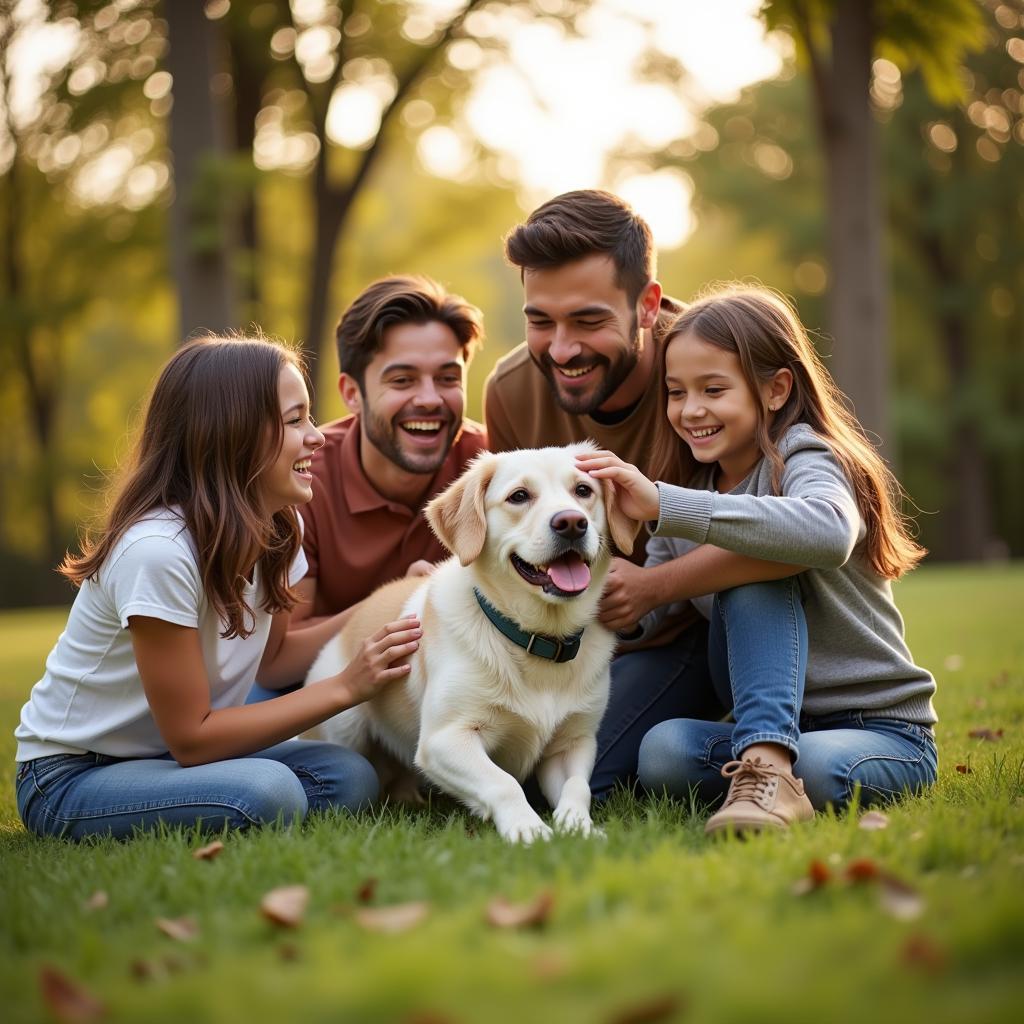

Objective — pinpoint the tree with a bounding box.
[759,0,985,447]
[0,0,167,587]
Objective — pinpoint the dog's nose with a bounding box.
[550,510,588,540]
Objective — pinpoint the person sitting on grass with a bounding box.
[14,335,420,841]
[576,286,938,835]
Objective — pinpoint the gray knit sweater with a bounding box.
[638,423,937,725]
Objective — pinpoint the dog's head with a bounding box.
[425,442,640,604]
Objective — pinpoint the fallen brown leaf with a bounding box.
[38,964,106,1023]
[83,890,108,911]
[878,874,925,921]
[128,959,157,982]
[355,877,378,904]
[155,916,199,942]
[607,993,682,1024]
[968,728,1003,742]
[260,885,310,928]
[955,763,972,774]
[791,859,831,895]
[901,934,948,974]
[485,890,554,929]
[858,810,890,831]
[354,900,430,934]
[192,840,225,861]
[844,858,881,883]
[277,941,301,962]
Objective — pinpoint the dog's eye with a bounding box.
[507,488,531,504]
[574,483,594,499]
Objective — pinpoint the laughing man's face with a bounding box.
[355,320,466,476]
[523,253,644,416]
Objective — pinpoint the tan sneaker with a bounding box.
[704,757,814,836]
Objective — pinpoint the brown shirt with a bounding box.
[300,415,487,615]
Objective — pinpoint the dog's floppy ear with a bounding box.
[425,453,498,565]
[601,477,642,556]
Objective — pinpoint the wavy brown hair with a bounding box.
[650,286,925,579]
[61,336,306,638]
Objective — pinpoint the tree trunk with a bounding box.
[822,0,889,447]
[2,20,62,568]
[165,0,235,338]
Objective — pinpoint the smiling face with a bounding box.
[483,447,607,601]
[665,329,779,491]
[522,254,661,415]
[259,364,325,513]
[343,320,466,480]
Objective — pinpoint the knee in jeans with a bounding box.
[637,720,703,798]
[327,747,379,811]
[240,761,309,823]
[717,577,796,617]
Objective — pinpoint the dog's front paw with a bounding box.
[496,809,553,845]
[553,804,600,838]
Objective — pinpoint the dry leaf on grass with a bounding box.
[354,901,430,934]
[192,840,225,861]
[967,728,1004,742]
[355,877,378,904]
[485,890,554,929]
[858,810,890,831]
[39,964,106,1023]
[155,916,199,942]
[607,993,682,1024]
[878,875,925,921]
[791,859,831,895]
[843,858,881,883]
[277,942,301,962]
[260,885,310,928]
[842,858,925,920]
[901,934,948,973]
[83,891,108,911]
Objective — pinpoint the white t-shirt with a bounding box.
[15,509,307,761]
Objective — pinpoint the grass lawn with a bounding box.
[2,563,1023,1023]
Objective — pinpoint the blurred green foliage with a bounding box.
[1,0,1022,606]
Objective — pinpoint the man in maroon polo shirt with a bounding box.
[249,275,485,700]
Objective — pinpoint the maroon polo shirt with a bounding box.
[299,414,487,615]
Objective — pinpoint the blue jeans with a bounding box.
[590,619,725,801]
[15,740,379,841]
[636,579,937,812]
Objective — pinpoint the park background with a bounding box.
[2,4,1024,1023]
[1,0,1022,610]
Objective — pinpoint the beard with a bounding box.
[535,312,642,416]
[362,405,460,475]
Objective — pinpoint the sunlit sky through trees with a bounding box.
[5,0,787,248]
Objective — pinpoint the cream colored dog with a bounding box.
[304,443,637,843]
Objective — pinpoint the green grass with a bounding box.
[2,564,1023,1023]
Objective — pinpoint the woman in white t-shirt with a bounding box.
[15,336,420,840]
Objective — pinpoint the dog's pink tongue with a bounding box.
[547,553,591,593]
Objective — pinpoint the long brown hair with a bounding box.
[650,286,925,579]
[61,335,306,638]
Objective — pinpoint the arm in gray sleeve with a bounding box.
[653,445,862,569]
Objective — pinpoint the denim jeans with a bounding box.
[590,619,725,801]
[636,579,938,812]
[15,739,379,841]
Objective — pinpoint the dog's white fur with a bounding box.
[304,443,638,843]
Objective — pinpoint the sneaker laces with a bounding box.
[719,757,780,806]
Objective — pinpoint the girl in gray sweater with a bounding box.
[578,287,937,835]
